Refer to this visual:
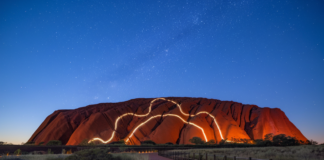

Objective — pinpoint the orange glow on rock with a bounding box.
[125,113,208,142]
[89,97,225,144]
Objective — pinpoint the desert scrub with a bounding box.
[64,147,119,160]
[62,147,148,160]
[13,149,21,155]
[46,140,62,146]
[179,145,324,160]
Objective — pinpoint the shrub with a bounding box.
[272,134,300,146]
[48,149,54,154]
[24,141,35,145]
[206,139,215,145]
[46,140,62,146]
[110,139,126,145]
[253,134,302,146]
[141,140,156,145]
[14,149,21,155]
[189,137,204,145]
[308,139,318,145]
[39,142,45,145]
[264,133,274,141]
[254,139,272,146]
[239,138,252,144]
[219,139,227,145]
[165,142,174,145]
[65,148,120,160]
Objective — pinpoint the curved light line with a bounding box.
[125,114,207,143]
[195,111,224,140]
[88,98,164,144]
[89,98,224,144]
[125,115,162,143]
[155,98,224,139]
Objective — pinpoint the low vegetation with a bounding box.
[79,139,95,146]
[140,140,156,145]
[0,147,149,160]
[46,140,62,146]
[24,142,35,145]
[0,135,321,160]
[64,148,116,160]
[158,134,322,160]
[185,134,318,148]
[176,145,324,160]
[0,142,13,145]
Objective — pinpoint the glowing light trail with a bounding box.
[89,98,224,144]
[125,114,207,143]
[195,111,224,140]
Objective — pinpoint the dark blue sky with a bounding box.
[1,0,323,144]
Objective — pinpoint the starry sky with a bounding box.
[1,0,323,144]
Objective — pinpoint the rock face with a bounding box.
[28,97,307,145]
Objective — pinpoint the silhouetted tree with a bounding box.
[308,139,318,145]
[286,136,300,146]
[299,140,305,144]
[46,140,62,146]
[65,148,119,160]
[206,139,215,145]
[24,141,35,145]
[219,139,227,145]
[240,138,250,144]
[264,133,274,141]
[141,140,156,145]
[272,134,287,146]
[189,137,204,145]
[272,134,300,146]
[254,139,263,146]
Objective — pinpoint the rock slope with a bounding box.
[28,97,307,145]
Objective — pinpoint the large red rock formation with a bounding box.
[28,97,307,145]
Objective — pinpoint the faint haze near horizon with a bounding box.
[0,0,323,144]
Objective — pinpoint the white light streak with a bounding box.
[125,114,207,143]
[89,98,225,144]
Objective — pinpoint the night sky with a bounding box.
[1,0,323,144]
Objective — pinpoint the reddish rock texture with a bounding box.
[28,97,307,145]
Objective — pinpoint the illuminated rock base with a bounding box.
[28,97,307,145]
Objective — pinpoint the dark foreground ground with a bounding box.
[0,145,191,155]
[147,153,172,160]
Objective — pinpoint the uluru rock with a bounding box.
[28,97,307,145]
